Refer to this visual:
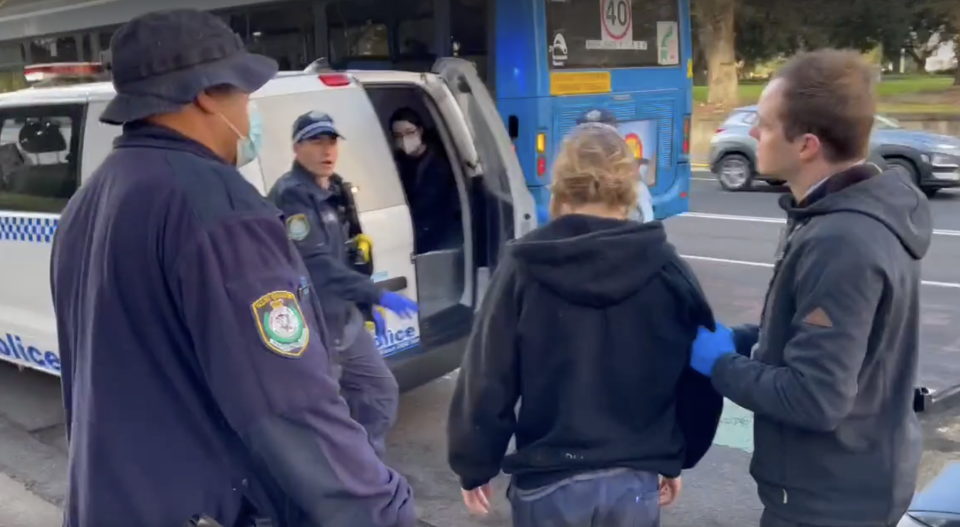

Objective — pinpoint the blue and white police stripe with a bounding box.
[0,215,58,243]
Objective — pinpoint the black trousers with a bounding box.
[760,509,896,527]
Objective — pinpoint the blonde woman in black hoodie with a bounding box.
[446,123,724,527]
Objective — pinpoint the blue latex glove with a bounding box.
[379,291,418,319]
[691,324,737,377]
[372,309,387,341]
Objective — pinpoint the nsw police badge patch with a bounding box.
[251,291,309,357]
[285,214,310,241]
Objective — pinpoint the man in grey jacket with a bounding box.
[688,49,932,527]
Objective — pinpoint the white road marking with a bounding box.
[680,254,960,289]
[680,211,960,237]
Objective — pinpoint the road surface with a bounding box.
[1,173,958,526]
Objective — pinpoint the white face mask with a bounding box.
[392,120,423,156]
[398,133,422,156]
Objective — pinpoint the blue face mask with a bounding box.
[220,100,262,168]
[237,101,263,167]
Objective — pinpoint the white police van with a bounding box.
[0,59,536,391]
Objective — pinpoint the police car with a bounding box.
[0,59,536,391]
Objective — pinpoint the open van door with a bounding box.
[429,58,537,269]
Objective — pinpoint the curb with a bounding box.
[692,163,709,169]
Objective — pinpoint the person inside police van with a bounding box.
[389,107,461,253]
[446,122,724,527]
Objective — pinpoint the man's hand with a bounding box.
[690,324,736,377]
[659,476,682,506]
[379,291,418,319]
[461,483,493,515]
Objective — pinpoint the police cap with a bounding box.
[292,111,343,143]
[576,108,618,126]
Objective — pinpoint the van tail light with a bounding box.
[715,127,725,134]
[318,74,351,87]
[537,156,546,177]
[683,116,691,155]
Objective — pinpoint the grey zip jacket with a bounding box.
[712,164,931,526]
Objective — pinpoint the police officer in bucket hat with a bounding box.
[50,9,416,527]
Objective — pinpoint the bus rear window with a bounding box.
[546,0,681,70]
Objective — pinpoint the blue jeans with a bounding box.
[508,468,661,527]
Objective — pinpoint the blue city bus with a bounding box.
[493,0,693,222]
[323,0,692,222]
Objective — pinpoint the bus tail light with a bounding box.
[318,74,351,87]
[536,133,546,154]
[537,157,546,177]
[683,116,691,155]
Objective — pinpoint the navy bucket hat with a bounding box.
[101,9,279,125]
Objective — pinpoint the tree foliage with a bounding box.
[692,0,960,106]
[728,0,957,65]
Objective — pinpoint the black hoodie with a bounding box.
[446,214,724,491]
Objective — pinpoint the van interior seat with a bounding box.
[0,142,27,190]
[8,120,72,198]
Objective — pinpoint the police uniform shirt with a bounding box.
[50,123,415,527]
[269,164,383,350]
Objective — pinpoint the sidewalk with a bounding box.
[0,473,61,527]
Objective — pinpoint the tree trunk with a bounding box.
[955,38,960,86]
[906,50,927,73]
[955,14,960,85]
[694,0,739,108]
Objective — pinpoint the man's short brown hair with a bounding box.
[773,49,877,163]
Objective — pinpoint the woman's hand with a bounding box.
[659,476,682,506]
[461,482,493,515]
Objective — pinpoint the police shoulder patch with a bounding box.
[251,290,310,357]
[285,213,310,241]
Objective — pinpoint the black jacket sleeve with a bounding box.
[171,213,415,527]
[446,256,521,490]
[274,185,383,306]
[661,256,724,470]
[711,232,883,432]
[732,324,761,357]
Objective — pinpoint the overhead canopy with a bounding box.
[0,0,288,41]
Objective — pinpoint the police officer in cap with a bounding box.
[50,9,416,527]
[269,111,418,458]
[577,108,655,223]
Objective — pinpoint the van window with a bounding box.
[0,104,83,213]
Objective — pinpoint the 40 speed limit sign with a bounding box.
[588,0,646,50]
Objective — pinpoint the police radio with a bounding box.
[331,175,378,326]
[331,175,373,277]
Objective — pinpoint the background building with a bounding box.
[0,0,492,91]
